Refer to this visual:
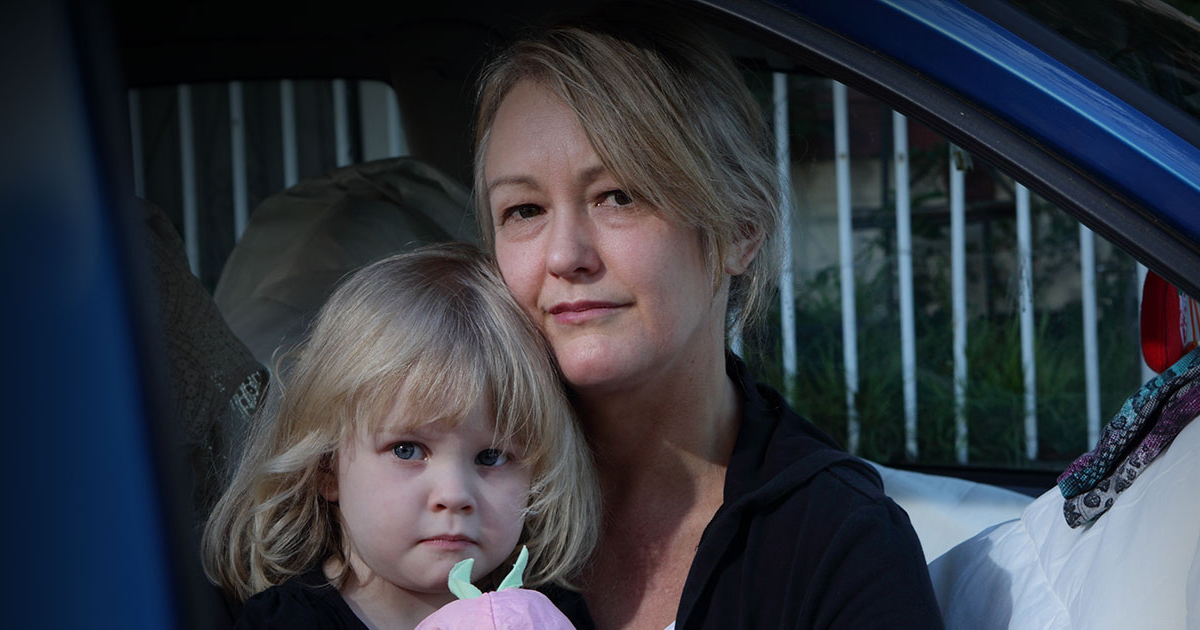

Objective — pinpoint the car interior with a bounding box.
[7,0,1198,627]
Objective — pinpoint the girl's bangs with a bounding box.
[357,343,529,453]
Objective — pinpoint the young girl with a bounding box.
[202,242,599,629]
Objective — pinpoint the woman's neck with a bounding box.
[574,341,739,512]
[573,342,740,630]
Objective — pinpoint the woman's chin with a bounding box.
[560,360,625,393]
[556,345,645,394]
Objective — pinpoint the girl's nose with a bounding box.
[429,464,476,514]
[545,208,601,280]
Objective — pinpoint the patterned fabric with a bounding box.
[1063,376,1200,528]
[1057,346,1200,498]
[142,199,268,526]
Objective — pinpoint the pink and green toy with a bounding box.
[415,547,576,630]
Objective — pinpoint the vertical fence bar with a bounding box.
[1080,225,1101,446]
[1016,184,1038,460]
[333,79,352,167]
[280,79,298,188]
[358,81,393,162]
[950,144,968,464]
[128,89,145,198]
[833,81,860,453]
[229,81,249,240]
[893,112,918,459]
[386,87,407,158]
[730,320,743,356]
[729,328,743,357]
[178,84,200,276]
[1137,263,1154,381]
[775,73,798,403]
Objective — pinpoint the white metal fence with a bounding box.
[128,79,408,283]
[769,79,1146,463]
[130,76,1147,465]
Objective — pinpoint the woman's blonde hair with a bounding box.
[473,13,782,333]
[202,242,599,602]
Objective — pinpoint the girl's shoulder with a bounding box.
[234,569,367,630]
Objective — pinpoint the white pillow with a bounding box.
[927,414,1200,630]
[870,463,1032,562]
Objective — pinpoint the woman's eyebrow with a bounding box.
[487,164,611,194]
[577,164,608,187]
[486,175,538,194]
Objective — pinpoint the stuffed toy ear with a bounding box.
[496,546,529,591]
[447,559,483,600]
[446,546,528,600]
[1141,271,1200,373]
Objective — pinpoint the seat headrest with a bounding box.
[1141,270,1199,373]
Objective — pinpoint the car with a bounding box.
[4,0,1197,627]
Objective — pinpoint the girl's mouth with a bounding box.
[419,535,477,550]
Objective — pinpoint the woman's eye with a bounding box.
[475,448,509,467]
[599,190,634,207]
[500,204,544,223]
[392,442,426,460]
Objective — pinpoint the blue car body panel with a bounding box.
[769,0,1200,245]
[0,2,179,627]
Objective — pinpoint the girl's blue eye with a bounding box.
[476,449,508,467]
[392,442,426,460]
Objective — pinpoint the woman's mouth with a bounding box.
[547,300,627,324]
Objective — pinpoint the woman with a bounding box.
[472,13,943,630]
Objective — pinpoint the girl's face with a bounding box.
[483,80,729,394]
[328,396,531,608]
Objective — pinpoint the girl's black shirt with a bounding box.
[235,569,367,630]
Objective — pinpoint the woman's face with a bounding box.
[482,80,729,394]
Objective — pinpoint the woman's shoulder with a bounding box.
[235,569,367,630]
[729,361,886,497]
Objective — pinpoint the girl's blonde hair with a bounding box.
[473,13,782,333]
[202,242,599,602]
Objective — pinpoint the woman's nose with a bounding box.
[429,464,476,514]
[545,208,601,279]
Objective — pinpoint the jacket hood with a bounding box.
[722,354,882,510]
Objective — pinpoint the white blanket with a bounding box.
[928,415,1200,629]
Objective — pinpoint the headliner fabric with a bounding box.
[213,157,473,372]
[927,415,1200,630]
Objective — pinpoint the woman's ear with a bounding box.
[724,231,764,276]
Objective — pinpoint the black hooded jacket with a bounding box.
[548,357,944,629]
